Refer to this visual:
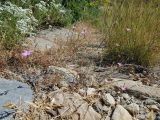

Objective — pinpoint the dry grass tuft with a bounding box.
[101,0,160,66]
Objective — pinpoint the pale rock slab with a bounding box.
[103,93,115,106]
[111,105,132,120]
[126,103,140,115]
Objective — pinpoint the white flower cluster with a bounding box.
[50,0,66,14]
[0,2,38,34]
[0,0,67,35]
[35,1,48,13]
[35,0,66,14]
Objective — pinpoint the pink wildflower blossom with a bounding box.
[21,50,32,57]
[120,83,128,91]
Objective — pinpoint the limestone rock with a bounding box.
[0,78,33,119]
[59,80,69,88]
[56,91,101,120]
[126,103,139,115]
[79,88,86,96]
[76,103,102,120]
[112,78,160,99]
[49,90,64,106]
[145,98,157,105]
[149,105,159,111]
[103,93,115,106]
[111,105,132,120]
[105,116,110,120]
[122,93,130,100]
[93,101,103,113]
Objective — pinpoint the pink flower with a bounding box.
[21,50,32,57]
[120,83,128,91]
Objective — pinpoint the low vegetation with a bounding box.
[0,0,72,49]
[0,0,160,67]
[100,0,160,66]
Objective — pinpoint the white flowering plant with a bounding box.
[0,10,23,49]
[34,0,72,26]
[0,1,39,49]
[0,0,73,49]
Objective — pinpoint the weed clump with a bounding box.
[101,0,160,66]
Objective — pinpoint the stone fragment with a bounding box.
[59,80,69,88]
[102,106,110,113]
[112,78,160,99]
[122,93,130,100]
[111,105,132,120]
[49,90,64,106]
[0,78,33,119]
[93,101,103,113]
[126,103,139,115]
[77,103,102,120]
[56,91,101,120]
[103,93,115,106]
[105,116,110,120]
[145,98,157,105]
[79,88,86,96]
[149,105,159,111]
[87,88,96,96]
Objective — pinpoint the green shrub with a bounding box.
[33,0,72,27]
[101,0,160,66]
[0,2,37,49]
[61,0,94,22]
[0,0,72,49]
[0,12,23,50]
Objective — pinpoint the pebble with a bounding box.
[87,88,96,96]
[122,93,130,100]
[126,103,140,115]
[149,105,159,112]
[105,116,110,120]
[103,93,116,106]
[102,106,109,113]
[145,98,157,105]
[93,101,103,113]
[49,91,64,106]
[59,80,69,88]
[79,88,86,96]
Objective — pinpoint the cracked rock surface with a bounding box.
[0,78,33,120]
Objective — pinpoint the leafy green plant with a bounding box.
[0,12,23,50]
[61,0,91,22]
[33,0,72,27]
[0,0,72,49]
[101,0,160,66]
[0,1,37,49]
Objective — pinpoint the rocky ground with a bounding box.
[0,22,160,120]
